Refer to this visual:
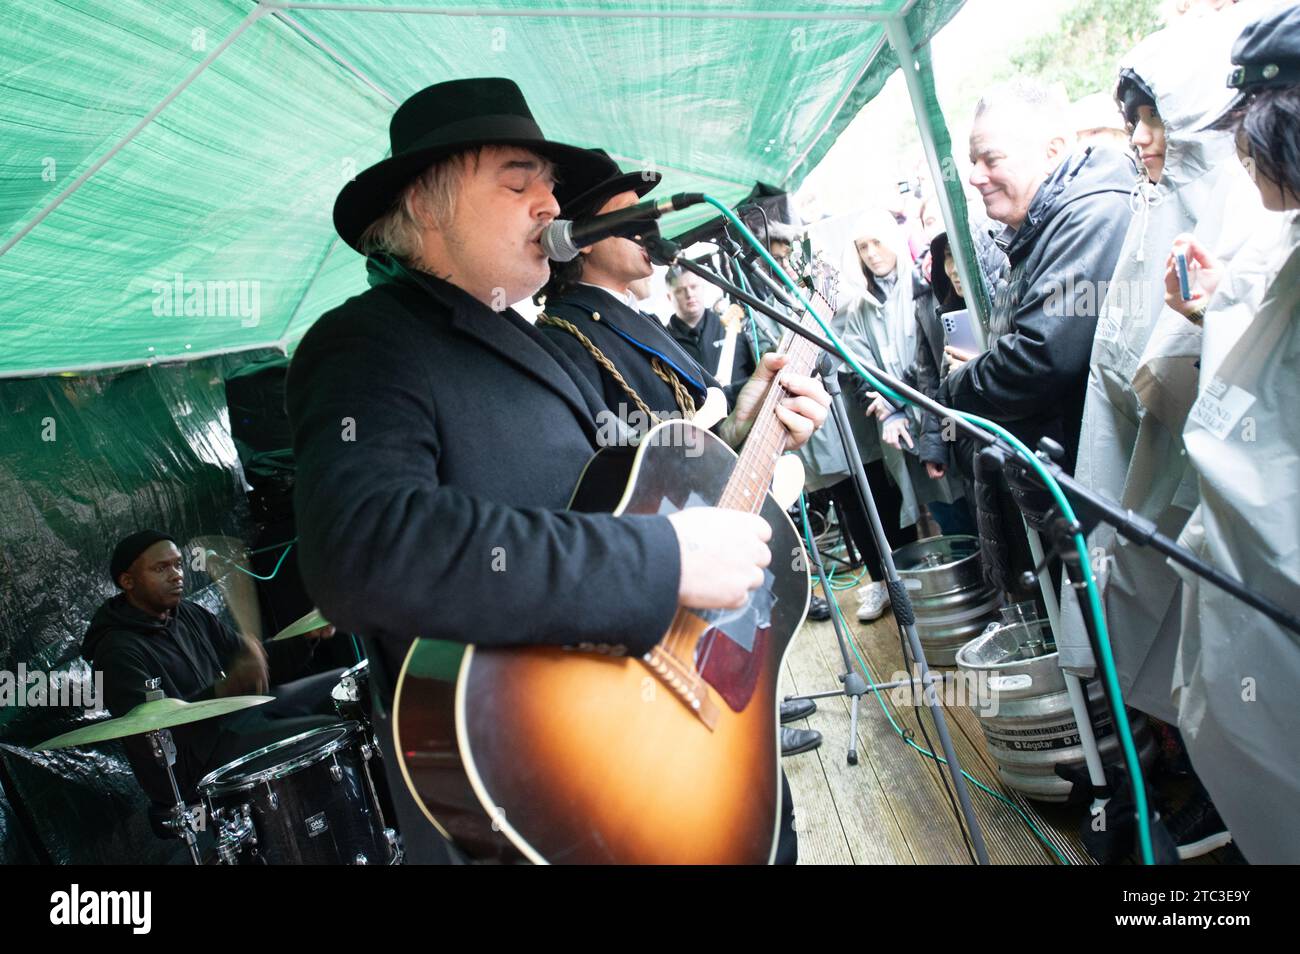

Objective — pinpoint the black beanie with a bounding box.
[110,530,177,587]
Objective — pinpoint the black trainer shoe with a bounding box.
[781,726,822,757]
[1165,790,1233,860]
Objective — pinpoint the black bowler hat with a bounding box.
[1208,4,1300,126]
[333,78,612,252]
[110,530,176,587]
[557,148,662,220]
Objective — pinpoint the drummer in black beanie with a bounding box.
[82,530,340,809]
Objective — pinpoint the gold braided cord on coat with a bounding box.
[537,313,696,421]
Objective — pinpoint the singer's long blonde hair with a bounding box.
[357,149,480,261]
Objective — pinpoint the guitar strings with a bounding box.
[659,280,828,686]
[692,293,824,676]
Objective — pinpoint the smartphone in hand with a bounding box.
[1175,252,1193,301]
[941,308,982,353]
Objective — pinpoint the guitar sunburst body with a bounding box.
[394,419,810,864]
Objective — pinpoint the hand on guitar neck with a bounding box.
[718,352,830,450]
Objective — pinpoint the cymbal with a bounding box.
[35,694,273,750]
[268,607,330,643]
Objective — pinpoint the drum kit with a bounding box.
[36,610,401,865]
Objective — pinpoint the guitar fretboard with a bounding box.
[717,284,829,514]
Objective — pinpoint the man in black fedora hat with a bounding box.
[286,78,829,863]
[536,150,729,434]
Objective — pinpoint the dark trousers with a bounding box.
[828,461,918,580]
[776,771,798,865]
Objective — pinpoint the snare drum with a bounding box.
[198,722,398,865]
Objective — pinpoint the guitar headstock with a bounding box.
[793,258,839,328]
[719,302,745,334]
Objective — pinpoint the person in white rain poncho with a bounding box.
[1057,5,1267,739]
[1159,2,1300,863]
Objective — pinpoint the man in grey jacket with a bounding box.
[940,79,1136,473]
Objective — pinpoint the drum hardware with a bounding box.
[34,671,403,865]
[145,711,204,867]
[213,804,258,865]
[141,680,235,866]
[357,738,392,835]
[328,659,396,837]
[35,678,276,866]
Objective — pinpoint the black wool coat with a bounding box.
[285,264,682,688]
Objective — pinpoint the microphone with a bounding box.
[541,192,705,262]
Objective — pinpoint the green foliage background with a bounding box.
[1009,0,1165,99]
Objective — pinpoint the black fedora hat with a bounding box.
[558,148,663,220]
[334,77,611,252]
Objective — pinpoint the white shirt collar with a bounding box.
[578,281,640,311]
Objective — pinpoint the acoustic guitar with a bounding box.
[392,280,832,864]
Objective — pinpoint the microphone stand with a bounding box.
[645,235,991,865]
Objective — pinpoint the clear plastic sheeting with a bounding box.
[0,352,268,863]
[0,0,963,377]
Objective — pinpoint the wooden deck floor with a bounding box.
[781,582,1098,866]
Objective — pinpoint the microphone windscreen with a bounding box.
[541,220,580,262]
